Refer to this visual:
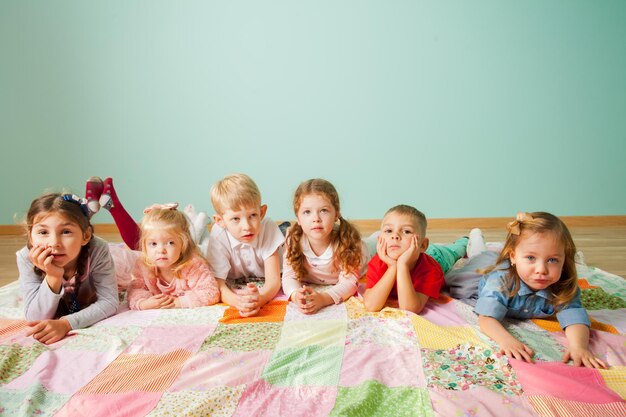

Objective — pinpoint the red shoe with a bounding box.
[99,177,116,210]
[85,176,104,216]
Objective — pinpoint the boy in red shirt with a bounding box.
[363,205,467,314]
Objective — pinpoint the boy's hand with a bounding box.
[499,339,534,363]
[397,236,420,267]
[139,294,176,310]
[562,347,607,369]
[26,318,71,345]
[29,245,64,282]
[236,283,261,317]
[377,237,396,266]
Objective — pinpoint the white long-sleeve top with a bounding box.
[281,236,368,304]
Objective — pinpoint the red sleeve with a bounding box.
[366,255,386,289]
[410,254,444,299]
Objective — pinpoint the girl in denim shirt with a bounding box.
[451,212,606,369]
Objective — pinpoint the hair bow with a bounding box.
[507,212,534,236]
[143,203,179,214]
[62,194,90,218]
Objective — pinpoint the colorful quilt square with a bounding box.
[582,287,626,310]
[411,315,487,350]
[528,395,626,417]
[330,380,434,417]
[422,345,523,396]
[6,350,115,395]
[588,310,626,334]
[59,325,142,353]
[284,300,347,322]
[0,343,48,385]
[347,315,418,348]
[220,300,287,324]
[127,325,215,354]
[0,383,69,417]
[0,319,27,340]
[148,387,245,417]
[344,297,408,321]
[276,320,345,350]
[234,380,336,417]
[262,345,343,386]
[420,301,468,326]
[429,386,537,417]
[153,305,229,326]
[340,345,425,388]
[171,349,271,389]
[599,366,626,399]
[201,322,282,352]
[94,308,162,328]
[56,392,162,417]
[510,360,623,403]
[79,349,192,394]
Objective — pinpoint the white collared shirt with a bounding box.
[206,217,285,280]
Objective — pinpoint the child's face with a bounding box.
[29,213,91,270]
[144,228,183,271]
[380,212,428,260]
[296,193,338,246]
[214,204,267,243]
[509,231,565,291]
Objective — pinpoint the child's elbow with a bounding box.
[362,296,382,312]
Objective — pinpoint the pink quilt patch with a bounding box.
[170,348,272,390]
[510,359,623,403]
[429,386,538,417]
[234,379,336,417]
[55,391,162,417]
[125,325,216,354]
[340,345,425,388]
[5,350,115,394]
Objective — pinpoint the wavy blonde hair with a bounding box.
[285,179,362,280]
[139,208,204,277]
[484,212,578,307]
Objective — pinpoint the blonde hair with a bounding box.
[485,212,578,307]
[139,208,204,277]
[210,173,262,215]
[385,204,427,237]
[25,193,94,277]
[285,179,362,280]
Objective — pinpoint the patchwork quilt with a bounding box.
[1,258,625,416]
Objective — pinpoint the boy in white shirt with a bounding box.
[206,173,284,317]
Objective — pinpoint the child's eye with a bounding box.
[250,213,257,218]
[321,209,328,214]
[167,241,176,246]
[548,258,559,264]
[37,230,48,236]
[148,242,157,247]
[303,210,311,215]
[232,217,240,222]
[383,229,392,234]
[62,229,73,235]
[526,255,535,261]
[402,229,413,235]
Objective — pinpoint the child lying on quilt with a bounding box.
[206,173,284,318]
[282,179,368,314]
[445,211,608,369]
[84,177,220,310]
[18,193,118,344]
[363,204,470,314]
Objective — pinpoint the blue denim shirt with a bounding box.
[474,269,590,329]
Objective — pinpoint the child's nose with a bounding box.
[535,262,548,274]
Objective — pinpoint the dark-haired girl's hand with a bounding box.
[29,245,64,292]
[26,318,71,344]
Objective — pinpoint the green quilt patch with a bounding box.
[581,287,626,310]
[0,383,69,417]
[201,322,283,352]
[330,381,434,417]
[262,345,343,386]
[0,343,48,385]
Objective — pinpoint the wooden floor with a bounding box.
[2,221,625,288]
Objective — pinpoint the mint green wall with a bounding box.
[2,1,625,226]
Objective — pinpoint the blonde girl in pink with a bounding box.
[282,179,367,314]
[127,204,220,310]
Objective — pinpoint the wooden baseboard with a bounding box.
[2,215,625,236]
